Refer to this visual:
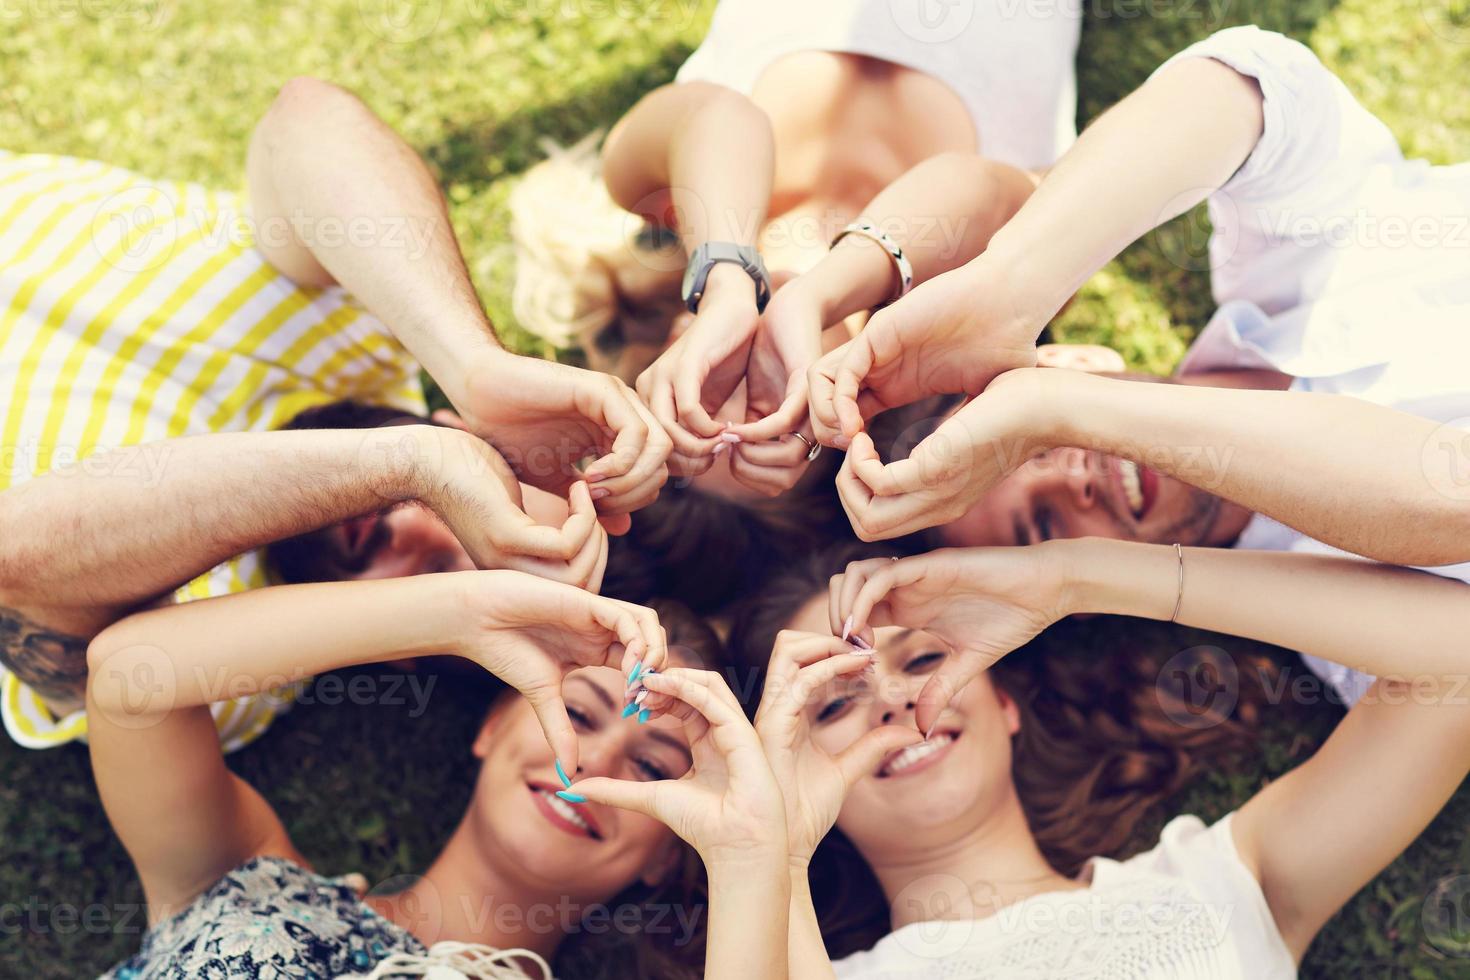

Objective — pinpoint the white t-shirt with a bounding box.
[1164,28,1470,705]
[832,814,1294,979]
[676,0,1082,172]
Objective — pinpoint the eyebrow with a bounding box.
[645,729,694,765]
[568,676,615,712]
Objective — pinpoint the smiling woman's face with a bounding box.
[783,595,1023,857]
[466,664,694,904]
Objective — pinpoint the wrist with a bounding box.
[698,260,760,311]
[356,424,447,505]
[703,839,790,877]
[1064,538,1179,620]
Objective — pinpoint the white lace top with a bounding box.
[831,815,1295,979]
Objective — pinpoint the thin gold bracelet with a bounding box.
[1170,543,1186,623]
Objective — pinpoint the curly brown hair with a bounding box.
[725,541,1280,959]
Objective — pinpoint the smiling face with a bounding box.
[465,664,694,904]
[783,597,1023,855]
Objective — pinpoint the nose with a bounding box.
[1046,447,1099,511]
[881,700,917,725]
[573,731,625,781]
[380,507,470,575]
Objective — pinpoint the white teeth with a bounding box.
[1119,459,1144,517]
[541,789,591,832]
[882,734,953,776]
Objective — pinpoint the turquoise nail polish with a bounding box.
[556,790,587,804]
[555,759,573,788]
[627,661,644,687]
[621,702,638,719]
[637,708,650,725]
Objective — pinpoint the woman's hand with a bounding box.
[829,546,1072,736]
[808,258,1042,449]
[565,668,787,866]
[454,350,672,533]
[636,268,760,477]
[835,367,1059,541]
[724,282,825,496]
[456,573,668,773]
[754,631,924,865]
[417,428,609,591]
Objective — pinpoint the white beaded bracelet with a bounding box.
[831,219,914,306]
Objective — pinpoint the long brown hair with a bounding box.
[726,541,1280,959]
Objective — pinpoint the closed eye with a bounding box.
[905,651,947,674]
[567,705,598,732]
[815,695,854,724]
[634,757,671,781]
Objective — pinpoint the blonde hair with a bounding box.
[509,133,685,382]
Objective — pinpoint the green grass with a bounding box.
[3,1,1470,977]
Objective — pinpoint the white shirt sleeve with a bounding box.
[1153,27,1406,314]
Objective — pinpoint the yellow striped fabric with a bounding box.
[0,150,428,752]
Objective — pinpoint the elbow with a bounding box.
[258,75,364,141]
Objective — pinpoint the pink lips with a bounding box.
[528,782,603,840]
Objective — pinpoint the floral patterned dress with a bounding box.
[100,856,424,980]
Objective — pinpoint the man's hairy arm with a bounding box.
[0,426,451,703]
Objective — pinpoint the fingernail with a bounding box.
[584,471,605,484]
[835,435,851,450]
[590,487,611,501]
[841,615,854,642]
[634,689,649,706]
[628,661,644,687]
[638,708,650,725]
[556,790,587,804]
[850,633,873,651]
[712,442,728,456]
[555,759,573,788]
[719,432,741,444]
[621,702,638,719]
[923,718,939,741]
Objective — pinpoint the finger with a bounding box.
[836,725,926,790]
[610,600,668,680]
[845,431,907,498]
[772,632,860,674]
[835,454,881,541]
[588,390,672,509]
[731,432,810,468]
[580,379,647,485]
[523,687,579,775]
[849,560,924,638]
[727,385,809,444]
[567,775,664,820]
[674,368,725,440]
[786,649,873,704]
[639,668,745,729]
[915,663,978,738]
[834,558,886,639]
[832,335,875,441]
[598,512,633,537]
[652,384,722,460]
[806,350,845,447]
[566,500,609,591]
[587,598,657,678]
[586,524,610,594]
[727,453,803,498]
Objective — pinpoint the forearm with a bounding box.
[86,573,472,719]
[247,78,501,396]
[0,427,441,629]
[978,57,1264,324]
[1064,538,1470,679]
[603,83,773,257]
[796,154,1037,320]
[705,856,790,980]
[1048,369,1470,565]
[788,866,837,980]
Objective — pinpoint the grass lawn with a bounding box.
[4,1,1470,976]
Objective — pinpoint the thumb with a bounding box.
[837,725,926,789]
[523,687,579,775]
[914,663,978,739]
[568,776,663,820]
[598,512,633,537]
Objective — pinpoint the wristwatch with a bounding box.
[681,242,772,314]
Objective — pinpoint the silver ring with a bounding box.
[790,431,821,462]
